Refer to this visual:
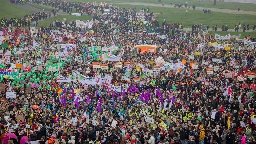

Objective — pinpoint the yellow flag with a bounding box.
[227,117,231,129]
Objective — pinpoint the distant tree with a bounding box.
[213,0,216,5]
[158,0,161,2]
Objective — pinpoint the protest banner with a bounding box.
[57,76,71,83]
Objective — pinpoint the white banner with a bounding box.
[112,85,122,92]
[102,53,121,62]
[215,34,230,40]
[57,44,77,51]
[77,75,112,86]
[6,92,16,99]
[57,76,71,83]
[71,13,81,16]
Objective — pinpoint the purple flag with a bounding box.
[127,86,131,93]
[118,93,121,101]
[122,90,126,97]
[86,94,91,104]
[156,88,163,104]
[60,96,65,106]
[171,96,176,102]
[63,96,67,107]
[96,98,102,112]
[145,90,150,104]
[74,97,79,109]
[63,88,67,93]
[132,85,139,93]
[96,104,102,112]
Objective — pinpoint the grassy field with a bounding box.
[37,15,91,27]
[67,0,256,12]
[115,4,256,28]
[0,0,33,19]
[25,1,256,37]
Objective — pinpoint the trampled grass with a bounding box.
[0,0,33,19]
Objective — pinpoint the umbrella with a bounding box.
[2,133,17,144]
[20,136,28,144]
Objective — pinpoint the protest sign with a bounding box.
[112,85,122,92]
[215,34,230,40]
[206,68,213,75]
[6,92,16,99]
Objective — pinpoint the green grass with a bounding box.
[115,4,256,29]
[38,15,92,27]
[27,3,54,11]
[0,0,33,19]
[67,0,256,12]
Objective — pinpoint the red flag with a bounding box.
[228,87,232,96]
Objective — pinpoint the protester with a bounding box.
[0,2,256,144]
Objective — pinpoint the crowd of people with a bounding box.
[0,12,51,28]
[0,1,256,144]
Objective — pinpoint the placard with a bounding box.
[6,92,16,99]
[224,72,233,78]
[192,64,198,69]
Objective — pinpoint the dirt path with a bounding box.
[10,2,44,13]
[7,1,66,15]
[116,2,256,15]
